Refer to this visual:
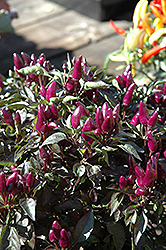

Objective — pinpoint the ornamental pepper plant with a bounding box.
[0,53,166,250]
[106,0,166,85]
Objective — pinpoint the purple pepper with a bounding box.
[96,107,104,130]
[13,53,24,70]
[72,55,82,80]
[2,108,14,127]
[135,186,146,196]
[59,229,70,248]
[147,93,157,108]
[143,161,155,188]
[134,164,145,187]
[122,64,132,81]
[71,106,83,128]
[46,81,57,102]
[127,174,135,186]
[147,132,158,152]
[147,110,158,127]
[39,146,48,161]
[21,52,31,65]
[94,128,102,136]
[126,71,133,88]
[52,220,61,239]
[26,172,35,187]
[36,105,45,132]
[130,111,139,126]
[0,172,6,192]
[139,101,149,125]
[82,117,95,143]
[128,154,136,174]
[119,176,128,188]
[0,74,4,90]
[40,86,46,97]
[44,105,52,120]
[51,103,59,120]
[49,229,56,242]
[101,116,113,133]
[6,172,18,187]
[76,102,90,117]
[112,103,120,122]
[122,83,135,107]
[101,102,109,119]
[116,75,125,89]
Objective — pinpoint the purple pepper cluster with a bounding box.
[39,146,54,170]
[49,220,71,249]
[0,166,35,212]
[36,103,58,138]
[130,101,159,152]
[116,64,133,89]
[13,52,55,87]
[119,153,166,197]
[2,107,21,129]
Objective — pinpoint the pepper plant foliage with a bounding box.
[0,52,166,250]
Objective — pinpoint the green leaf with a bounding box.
[108,192,124,217]
[18,65,50,77]
[19,198,36,221]
[23,86,37,102]
[7,101,30,110]
[84,80,109,90]
[8,227,21,250]
[73,163,86,177]
[134,212,148,245]
[0,225,10,250]
[0,10,13,33]
[62,95,78,103]
[41,132,66,146]
[118,143,142,161]
[107,221,125,250]
[73,209,94,243]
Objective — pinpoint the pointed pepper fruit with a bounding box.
[110,20,126,35]
[116,75,125,89]
[2,108,14,127]
[147,110,158,127]
[6,172,18,187]
[135,186,146,196]
[71,106,83,128]
[150,2,166,24]
[36,105,45,132]
[52,220,61,239]
[40,85,46,97]
[130,111,139,126]
[134,164,145,187]
[150,155,158,181]
[44,105,52,120]
[0,172,6,192]
[147,93,156,108]
[39,146,49,161]
[101,102,109,119]
[13,53,24,70]
[21,52,31,65]
[96,107,104,130]
[147,132,158,152]
[119,176,128,188]
[157,163,166,182]
[76,102,90,117]
[14,111,21,127]
[139,101,149,125]
[141,44,166,64]
[128,154,136,174]
[94,128,102,136]
[51,103,59,120]
[59,229,70,248]
[26,172,35,187]
[112,103,120,122]
[122,64,132,81]
[123,83,135,107]
[101,116,113,133]
[72,55,82,80]
[126,71,133,88]
[46,81,57,102]
[127,174,135,186]
[49,229,56,242]
[82,117,95,143]
[143,161,155,187]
